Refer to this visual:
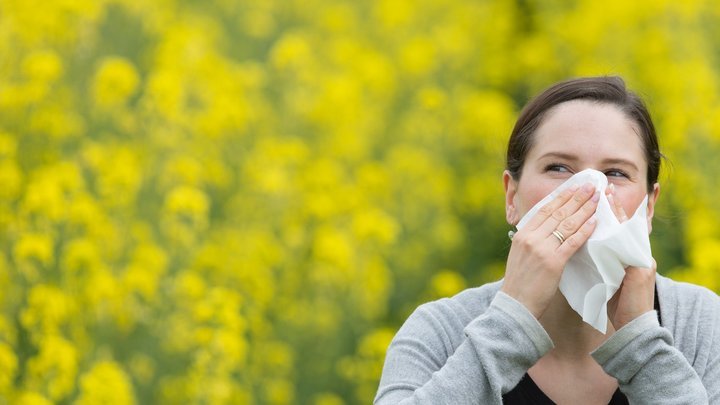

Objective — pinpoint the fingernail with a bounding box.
[609,183,615,194]
[592,191,600,202]
[582,183,594,194]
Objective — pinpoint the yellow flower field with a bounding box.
[1,0,719,403]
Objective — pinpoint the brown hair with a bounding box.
[506,76,661,192]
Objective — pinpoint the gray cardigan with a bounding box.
[375,274,720,404]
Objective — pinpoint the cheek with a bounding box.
[516,185,556,215]
[615,189,648,216]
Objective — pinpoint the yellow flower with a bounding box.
[161,185,211,246]
[92,57,140,107]
[84,268,122,316]
[351,208,399,245]
[21,161,85,222]
[399,36,436,77]
[0,132,17,159]
[62,238,101,274]
[314,393,345,405]
[94,147,143,208]
[417,86,447,110]
[74,361,136,405]
[675,238,720,291]
[433,215,464,251]
[25,335,78,401]
[211,329,248,369]
[338,328,395,402]
[14,233,54,269]
[12,391,53,405]
[28,101,85,139]
[264,379,294,405]
[373,0,414,29]
[163,186,210,225]
[20,285,73,337]
[123,244,168,301]
[319,4,357,33]
[22,50,63,83]
[456,89,515,149]
[353,257,392,320]
[270,32,313,71]
[0,159,23,201]
[2,0,720,403]
[358,328,395,360]
[430,270,467,298]
[174,271,207,301]
[0,341,17,396]
[242,7,276,38]
[161,155,204,188]
[313,226,354,269]
[143,70,186,121]
[0,314,16,346]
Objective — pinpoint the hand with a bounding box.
[606,183,628,222]
[605,184,656,330]
[501,183,599,319]
[606,259,656,330]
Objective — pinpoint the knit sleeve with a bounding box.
[705,312,720,404]
[374,292,553,405]
[591,311,709,404]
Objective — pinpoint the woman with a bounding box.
[374,76,720,404]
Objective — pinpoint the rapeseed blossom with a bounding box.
[92,57,140,108]
[75,361,136,405]
[1,0,720,403]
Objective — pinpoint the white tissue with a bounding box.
[515,169,653,333]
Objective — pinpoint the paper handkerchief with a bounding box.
[515,169,653,333]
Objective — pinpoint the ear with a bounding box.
[646,182,660,234]
[503,170,519,225]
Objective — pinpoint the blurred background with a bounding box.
[1,0,720,403]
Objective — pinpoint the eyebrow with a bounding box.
[538,152,640,171]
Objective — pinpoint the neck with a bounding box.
[538,291,615,359]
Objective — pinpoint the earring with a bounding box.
[508,228,516,240]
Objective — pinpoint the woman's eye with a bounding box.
[546,164,570,173]
[605,169,628,178]
[605,170,628,179]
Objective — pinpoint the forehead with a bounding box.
[528,100,646,163]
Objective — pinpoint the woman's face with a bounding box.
[504,100,660,231]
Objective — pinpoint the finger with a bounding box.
[625,259,657,282]
[539,188,599,239]
[607,184,628,222]
[556,215,597,256]
[529,182,596,232]
[523,184,579,231]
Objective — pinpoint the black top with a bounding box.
[502,373,630,404]
[502,286,661,404]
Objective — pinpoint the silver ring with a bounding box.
[552,230,566,244]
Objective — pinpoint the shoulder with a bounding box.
[413,279,503,323]
[393,280,504,351]
[656,273,720,316]
[656,273,720,361]
[447,279,504,312]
